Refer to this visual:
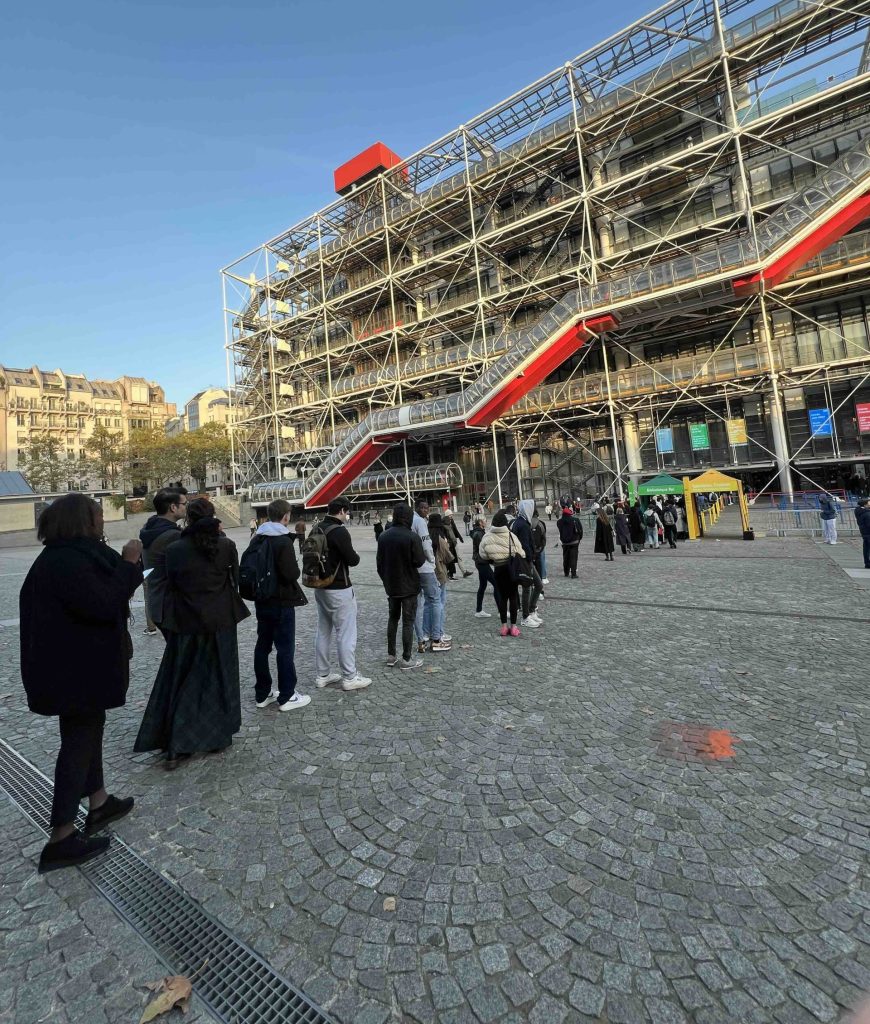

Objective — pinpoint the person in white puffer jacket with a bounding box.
[478,510,523,637]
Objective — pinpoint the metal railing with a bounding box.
[761,506,861,536]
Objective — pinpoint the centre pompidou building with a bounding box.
[222,0,870,509]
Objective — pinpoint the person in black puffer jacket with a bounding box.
[376,503,425,668]
[556,506,583,577]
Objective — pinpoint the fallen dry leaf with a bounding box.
[504,724,515,731]
[140,976,192,1022]
[459,644,473,649]
[436,736,446,743]
[383,897,397,912]
[140,961,207,1023]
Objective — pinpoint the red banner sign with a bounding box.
[857,402,870,434]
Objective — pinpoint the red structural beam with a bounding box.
[734,192,870,297]
[465,314,618,429]
[307,434,406,507]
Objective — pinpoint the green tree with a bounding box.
[82,425,126,488]
[17,433,66,492]
[126,427,188,492]
[185,422,231,490]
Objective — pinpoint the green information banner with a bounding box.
[689,422,710,450]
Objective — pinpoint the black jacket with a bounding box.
[20,538,142,716]
[511,514,535,560]
[319,515,360,590]
[163,535,250,634]
[250,533,307,608]
[140,517,183,625]
[471,525,485,562]
[376,524,425,598]
[557,513,582,545]
[856,505,870,538]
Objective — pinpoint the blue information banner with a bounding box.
[809,408,833,437]
[655,428,674,453]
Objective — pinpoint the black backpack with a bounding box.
[301,523,340,588]
[239,535,279,601]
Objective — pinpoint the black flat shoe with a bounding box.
[164,753,192,771]
[38,832,110,873]
[84,794,134,835]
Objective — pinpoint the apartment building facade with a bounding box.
[0,366,176,485]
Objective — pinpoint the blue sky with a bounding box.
[1,0,643,409]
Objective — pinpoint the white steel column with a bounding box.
[620,412,642,490]
[758,292,795,497]
[491,424,503,508]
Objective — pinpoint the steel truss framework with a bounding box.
[223,0,870,505]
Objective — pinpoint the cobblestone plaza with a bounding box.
[1,520,868,1023]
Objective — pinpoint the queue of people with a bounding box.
[20,487,693,873]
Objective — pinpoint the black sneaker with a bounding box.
[84,794,134,835]
[38,832,110,873]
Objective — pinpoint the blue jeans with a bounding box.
[254,604,297,703]
[414,573,441,641]
[431,580,448,640]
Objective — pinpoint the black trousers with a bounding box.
[493,564,519,625]
[562,544,579,576]
[51,711,106,827]
[664,524,677,548]
[476,563,500,612]
[388,595,418,660]
[521,565,543,619]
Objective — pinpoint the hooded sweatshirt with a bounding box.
[412,511,436,574]
[510,499,536,560]
[248,520,305,606]
[139,515,183,625]
[139,514,180,550]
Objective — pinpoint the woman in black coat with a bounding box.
[628,501,646,552]
[135,498,250,767]
[593,506,616,561]
[20,494,142,872]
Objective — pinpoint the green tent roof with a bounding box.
[637,474,684,495]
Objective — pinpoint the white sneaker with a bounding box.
[315,672,342,688]
[474,610,492,618]
[542,578,550,585]
[529,612,543,625]
[522,616,541,629]
[278,693,311,711]
[342,674,372,691]
[255,695,277,708]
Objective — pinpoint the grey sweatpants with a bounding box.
[314,588,358,679]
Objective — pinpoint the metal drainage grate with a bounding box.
[0,739,336,1024]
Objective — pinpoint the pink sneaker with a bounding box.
[509,625,521,638]
[499,624,509,637]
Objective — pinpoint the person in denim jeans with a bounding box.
[412,499,439,651]
[426,513,454,651]
[818,492,840,544]
[249,499,310,712]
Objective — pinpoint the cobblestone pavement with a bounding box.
[1,522,869,1024]
[0,799,211,1024]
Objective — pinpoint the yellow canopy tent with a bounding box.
[683,470,752,540]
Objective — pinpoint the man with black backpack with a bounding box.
[662,498,679,549]
[301,496,371,692]
[240,499,310,712]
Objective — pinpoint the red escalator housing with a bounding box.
[465,315,618,429]
[307,433,406,508]
[733,193,870,297]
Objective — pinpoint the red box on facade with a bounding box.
[334,143,403,196]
